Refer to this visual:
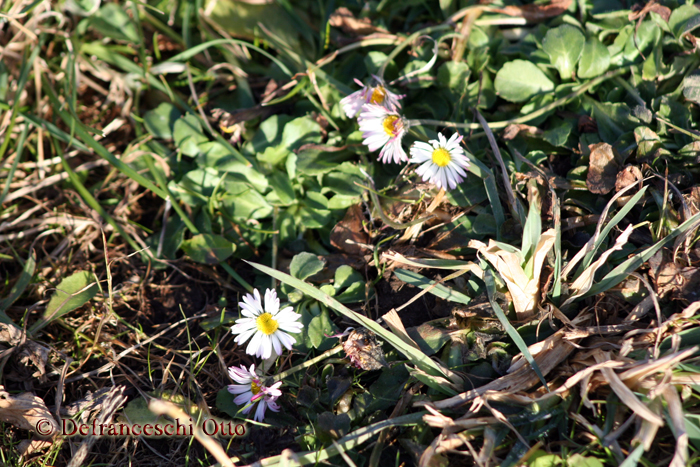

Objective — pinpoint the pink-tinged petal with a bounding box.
[266,399,280,412]
[228,384,250,395]
[263,289,280,315]
[254,401,267,422]
[234,391,254,405]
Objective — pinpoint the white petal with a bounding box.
[246,331,263,357]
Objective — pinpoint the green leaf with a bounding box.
[31,271,98,333]
[577,37,610,79]
[173,114,208,157]
[567,454,604,467]
[181,234,236,264]
[683,70,700,105]
[542,25,585,80]
[437,61,470,93]
[290,252,325,281]
[669,4,700,39]
[542,118,574,147]
[269,169,295,205]
[494,60,554,103]
[529,452,563,467]
[298,191,331,228]
[90,3,140,43]
[307,307,336,348]
[144,103,181,140]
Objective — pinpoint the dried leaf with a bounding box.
[615,165,643,192]
[492,0,572,23]
[0,323,22,346]
[587,142,620,195]
[342,328,388,371]
[502,124,543,140]
[0,386,58,438]
[17,341,49,379]
[330,204,369,256]
[470,229,556,319]
[329,7,387,35]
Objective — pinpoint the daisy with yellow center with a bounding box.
[409,132,470,190]
[230,289,303,359]
[227,364,283,422]
[339,77,403,118]
[358,104,408,164]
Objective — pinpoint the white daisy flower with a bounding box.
[340,77,403,118]
[227,364,282,422]
[359,104,408,164]
[409,132,470,190]
[230,289,303,359]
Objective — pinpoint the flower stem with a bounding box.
[407,66,632,131]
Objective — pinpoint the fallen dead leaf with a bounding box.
[587,142,620,195]
[329,7,387,35]
[0,386,58,438]
[615,165,643,192]
[492,0,572,23]
[0,323,22,346]
[330,204,369,256]
[502,124,543,140]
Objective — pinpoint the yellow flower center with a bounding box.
[370,86,386,104]
[383,115,398,136]
[251,380,262,395]
[432,148,452,167]
[256,313,279,335]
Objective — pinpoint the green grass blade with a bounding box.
[247,261,462,385]
[579,186,649,274]
[257,412,425,466]
[42,77,168,200]
[0,249,36,328]
[0,125,28,206]
[466,154,506,240]
[394,269,471,306]
[583,211,700,298]
[484,269,547,389]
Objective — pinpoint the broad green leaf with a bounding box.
[31,271,98,333]
[143,103,181,140]
[567,454,604,467]
[290,252,325,280]
[494,60,554,103]
[683,70,700,105]
[542,25,585,80]
[173,115,208,157]
[307,308,336,348]
[298,191,331,228]
[181,234,236,264]
[542,118,574,147]
[577,37,610,79]
[590,101,639,143]
[669,4,700,39]
[437,61,470,93]
[221,189,272,219]
[529,452,563,467]
[269,170,295,205]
